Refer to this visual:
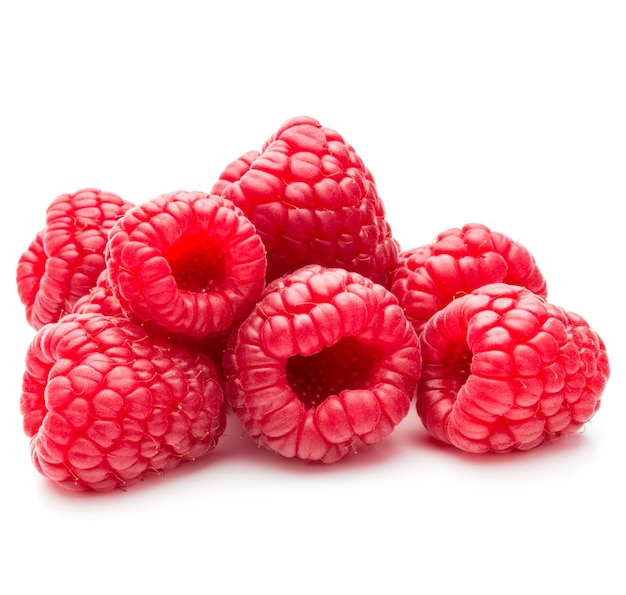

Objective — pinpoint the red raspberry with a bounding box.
[391,223,548,336]
[416,283,610,453]
[211,115,399,287]
[16,188,133,329]
[20,312,227,491]
[105,190,267,339]
[224,264,421,463]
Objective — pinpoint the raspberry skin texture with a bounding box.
[16,229,46,320]
[16,188,134,330]
[391,223,548,336]
[415,283,610,453]
[211,115,399,288]
[72,270,125,318]
[211,149,260,196]
[224,264,421,463]
[20,312,227,492]
[72,271,231,374]
[105,190,267,339]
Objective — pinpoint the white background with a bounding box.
[1,1,624,594]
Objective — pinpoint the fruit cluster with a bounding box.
[16,116,611,491]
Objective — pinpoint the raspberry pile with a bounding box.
[15,116,611,492]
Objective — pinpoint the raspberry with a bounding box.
[391,223,548,336]
[211,115,399,287]
[20,312,227,491]
[224,264,421,463]
[105,190,267,339]
[416,283,610,453]
[16,188,133,329]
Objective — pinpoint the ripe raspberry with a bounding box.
[391,223,548,336]
[105,190,267,339]
[211,115,399,287]
[224,264,421,463]
[416,283,610,453]
[16,188,133,329]
[20,312,227,491]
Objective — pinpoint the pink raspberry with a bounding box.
[211,115,399,287]
[20,312,227,491]
[224,264,421,463]
[16,188,133,329]
[105,190,267,339]
[391,223,548,336]
[416,283,610,453]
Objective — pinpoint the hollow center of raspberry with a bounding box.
[163,234,226,293]
[286,338,378,409]
[449,351,473,390]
